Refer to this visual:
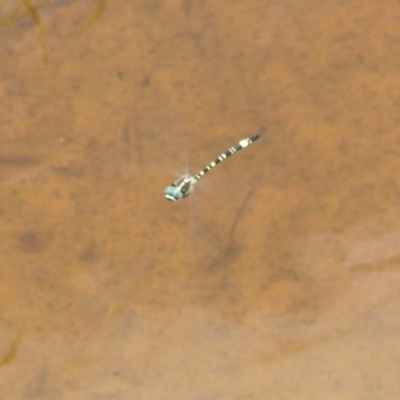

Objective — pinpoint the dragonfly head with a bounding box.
[164,174,197,201]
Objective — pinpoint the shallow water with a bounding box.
[1,0,400,399]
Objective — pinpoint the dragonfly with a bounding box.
[164,130,262,201]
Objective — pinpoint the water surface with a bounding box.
[0,0,400,398]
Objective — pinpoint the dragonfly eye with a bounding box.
[164,186,183,201]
